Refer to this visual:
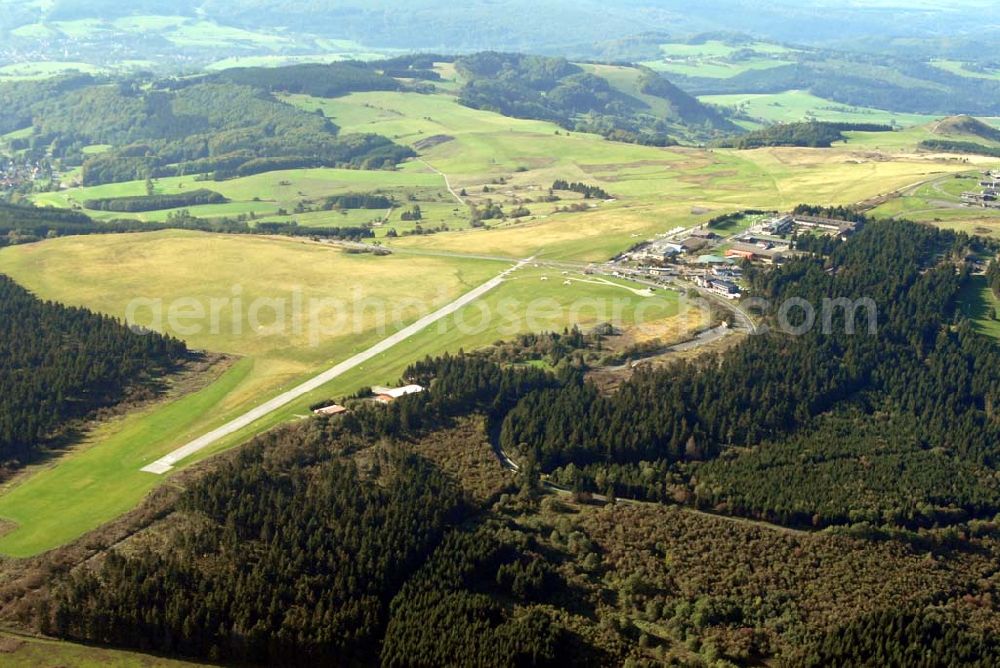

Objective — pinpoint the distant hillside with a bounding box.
[1,64,420,186]
[454,52,739,145]
[208,62,405,97]
[15,1,997,53]
[714,121,892,149]
[930,115,1000,144]
[671,57,1000,117]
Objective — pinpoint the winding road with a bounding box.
[141,258,529,474]
[418,158,466,206]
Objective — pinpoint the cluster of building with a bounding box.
[633,229,722,263]
[0,159,53,191]
[764,213,859,238]
[725,214,858,264]
[962,171,1000,208]
[370,384,425,404]
[312,384,425,416]
[618,211,862,301]
[694,265,744,299]
[724,237,789,264]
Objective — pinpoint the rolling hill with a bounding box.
[930,114,1000,145]
[454,52,739,144]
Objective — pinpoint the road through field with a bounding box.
[417,158,465,205]
[141,258,527,474]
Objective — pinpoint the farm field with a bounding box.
[385,146,974,260]
[643,59,790,79]
[26,83,979,258]
[287,88,972,259]
[13,16,294,50]
[639,39,798,79]
[0,231,689,555]
[205,40,387,69]
[930,59,1000,81]
[0,61,105,80]
[31,166,460,230]
[656,40,797,58]
[33,167,444,207]
[699,90,939,128]
[3,15,392,76]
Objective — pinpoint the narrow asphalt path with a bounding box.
[141,258,529,474]
[666,323,734,352]
[418,158,465,206]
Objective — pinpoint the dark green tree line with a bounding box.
[0,274,186,466]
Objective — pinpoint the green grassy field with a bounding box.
[0,632,209,667]
[643,58,793,79]
[20,16,292,51]
[699,90,939,128]
[0,61,105,81]
[165,20,290,50]
[46,19,107,39]
[931,59,1000,81]
[656,40,796,58]
[639,39,798,79]
[0,231,502,554]
[110,15,189,32]
[582,64,686,119]
[0,127,33,144]
[385,143,973,260]
[4,16,385,77]
[80,143,112,155]
[205,41,387,70]
[9,22,58,39]
[31,84,970,260]
[282,88,972,259]
[959,276,1000,341]
[32,167,452,227]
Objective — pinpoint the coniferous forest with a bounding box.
[503,221,1000,494]
[988,257,1000,298]
[25,218,1000,666]
[0,275,186,467]
[453,52,738,144]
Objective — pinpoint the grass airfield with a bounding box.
[0,231,684,555]
[4,65,999,556]
[0,231,496,554]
